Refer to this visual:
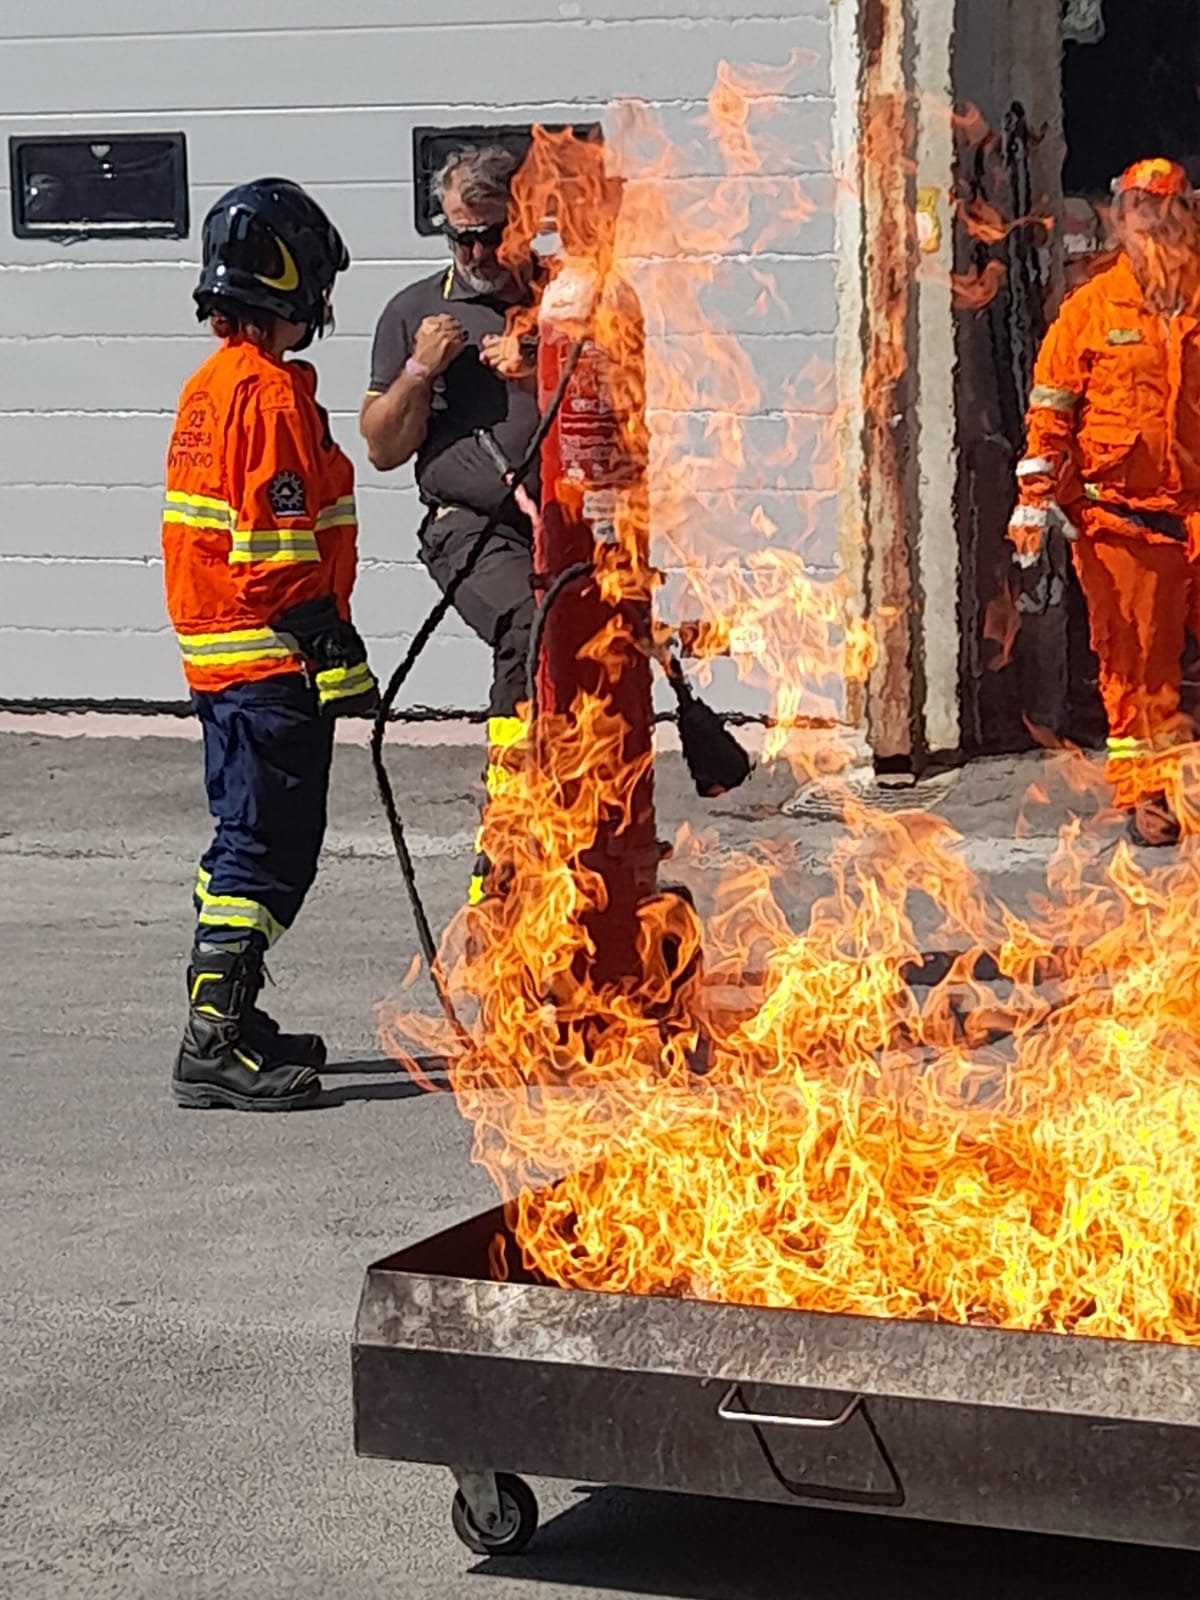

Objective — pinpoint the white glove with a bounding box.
[1008,500,1078,567]
[1009,503,1076,616]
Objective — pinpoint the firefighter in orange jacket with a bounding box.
[1012,158,1200,846]
[163,179,377,1111]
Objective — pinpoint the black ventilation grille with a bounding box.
[9,133,189,241]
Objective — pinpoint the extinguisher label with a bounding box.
[582,488,618,539]
[557,343,627,487]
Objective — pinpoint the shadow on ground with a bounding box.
[316,1055,450,1105]
[474,1487,1196,1599]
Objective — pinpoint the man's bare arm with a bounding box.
[360,371,433,472]
[359,313,468,473]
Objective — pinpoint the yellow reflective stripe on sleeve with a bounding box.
[228,527,322,565]
[315,495,358,532]
[467,873,486,905]
[197,894,285,947]
[486,715,527,750]
[1016,456,1054,479]
[166,492,232,515]
[316,661,374,701]
[1028,384,1080,412]
[163,510,234,532]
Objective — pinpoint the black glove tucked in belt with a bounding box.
[274,595,380,717]
[1010,504,1075,618]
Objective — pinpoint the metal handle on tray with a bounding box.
[717,1383,863,1431]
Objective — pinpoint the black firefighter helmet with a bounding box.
[194,177,349,349]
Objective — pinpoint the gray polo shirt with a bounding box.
[368,263,540,515]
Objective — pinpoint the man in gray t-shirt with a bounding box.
[359,144,540,904]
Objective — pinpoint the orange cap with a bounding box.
[1113,158,1190,199]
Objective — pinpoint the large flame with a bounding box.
[382,65,1200,1346]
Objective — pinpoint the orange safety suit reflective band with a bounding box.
[162,337,358,696]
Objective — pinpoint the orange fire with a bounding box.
[957,195,1052,248]
[950,259,1008,312]
[983,582,1020,670]
[381,65,1200,1346]
[939,115,1053,313]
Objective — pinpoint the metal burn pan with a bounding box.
[352,1192,1200,1557]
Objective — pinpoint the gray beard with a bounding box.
[457,261,513,296]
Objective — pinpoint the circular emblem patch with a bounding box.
[268,470,308,519]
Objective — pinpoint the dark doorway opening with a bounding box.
[959,1,1200,758]
[1063,2,1200,197]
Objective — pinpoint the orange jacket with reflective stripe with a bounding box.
[1019,255,1200,530]
[162,338,358,695]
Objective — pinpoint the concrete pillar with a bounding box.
[913,0,961,756]
[858,0,927,771]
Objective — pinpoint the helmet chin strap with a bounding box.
[292,291,334,353]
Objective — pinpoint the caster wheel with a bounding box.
[451,1472,539,1557]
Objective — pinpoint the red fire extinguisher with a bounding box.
[534,260,659,985]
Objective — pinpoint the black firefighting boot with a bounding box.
[173,944,321,1112]
[239,948,327,1071]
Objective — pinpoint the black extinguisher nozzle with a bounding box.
[671,680,754,798]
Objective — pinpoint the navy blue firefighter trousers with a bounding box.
[191,674,334,949]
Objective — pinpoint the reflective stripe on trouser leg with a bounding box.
[198,894,285,946]
[1072,532,1192,808]
[1105,735,1153,810]
[486,714,526,798]
[1105,734,1187,811]
[468,821,488,908]
[195,864,284,947]
[192,677,333,943]
[469,716,528,904]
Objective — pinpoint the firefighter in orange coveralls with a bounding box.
[163,179,377,1111]
[1012,158,1200,846]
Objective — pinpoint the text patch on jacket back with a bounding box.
[169,393,217,473]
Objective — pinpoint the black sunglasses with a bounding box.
[443,221,505,249]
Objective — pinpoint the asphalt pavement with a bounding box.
[1,719,1196,1598]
